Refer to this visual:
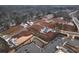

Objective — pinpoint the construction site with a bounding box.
[0,5,79,53]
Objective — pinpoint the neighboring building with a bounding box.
[42,14,54,20]
[1,25,24,36]
[63,43,79,53]
[10,30,33,47]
